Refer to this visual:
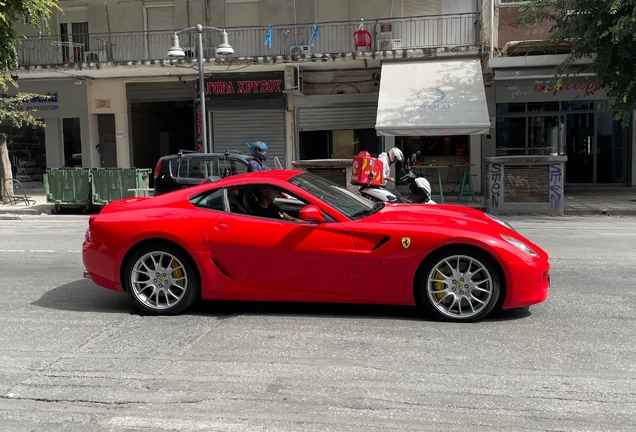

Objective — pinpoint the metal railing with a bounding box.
[15,13,480,67]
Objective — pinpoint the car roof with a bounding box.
[215,169,302,184]
[164,152,250,161]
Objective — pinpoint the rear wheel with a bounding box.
[124,244,199,315]
[418,248,500,322]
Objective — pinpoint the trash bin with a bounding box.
[45,168,91,213]
[90,168,151,206]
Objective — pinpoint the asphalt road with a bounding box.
[0,214,634,431]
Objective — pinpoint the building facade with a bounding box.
[9,0,631,190]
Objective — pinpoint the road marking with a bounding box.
[0,250,81,253]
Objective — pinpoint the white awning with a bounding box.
[376,59,491,136]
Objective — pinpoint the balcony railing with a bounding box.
[15,13,480,67]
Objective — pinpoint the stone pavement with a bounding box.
[2,187,636,216]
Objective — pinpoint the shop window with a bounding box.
[63,118,82,167]
[299,128,380,160]
[528,116,560,155]
[496,102,525,114]
[562,101,594,111]
[397,135,470,164]
[527,102,559,113]
[0,121,46,184]
[496,117,526,156]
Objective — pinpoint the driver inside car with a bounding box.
[250,187,302,221]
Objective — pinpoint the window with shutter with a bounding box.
[146,5,175,31]
[403,0,441,17]
[226,1,260,27]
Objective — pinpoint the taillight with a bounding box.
[154,157,163,179]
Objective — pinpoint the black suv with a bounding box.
[154,150,262,196]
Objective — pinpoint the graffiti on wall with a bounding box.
[549,164,563,211]
[489,163,502,208]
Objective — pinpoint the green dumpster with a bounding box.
[90,168,151,206]
[45,168,91,213]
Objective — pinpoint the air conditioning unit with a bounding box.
[283,65,303,95]
[378,39,403,50]
[84,50,107,62]
[290,44,311,56]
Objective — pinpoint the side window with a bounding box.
[230,159,248,175]
[177,159,188,178]
[206,158,220,177]
[190,188,224,211]
[187,160,206,179]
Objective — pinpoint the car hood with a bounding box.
[364,203,507,231]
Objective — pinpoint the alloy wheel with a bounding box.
[425,254,495,320]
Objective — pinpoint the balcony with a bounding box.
[15,13,480,68]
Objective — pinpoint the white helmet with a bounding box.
[389,147,404,163]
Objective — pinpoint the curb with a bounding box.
[1,205,53,216]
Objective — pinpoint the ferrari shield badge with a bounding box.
[401,237,411,249]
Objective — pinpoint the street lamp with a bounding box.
[168,24,234,153]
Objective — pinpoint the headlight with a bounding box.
[501,234,539,257]
[485,213,516,232]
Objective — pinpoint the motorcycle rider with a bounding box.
[377,147,404,186]
[247,141,268,172]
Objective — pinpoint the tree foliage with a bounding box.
[0,0,59,127]
[0,0,60,70]
[522,0,636,121]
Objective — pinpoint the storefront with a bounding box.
[494,75,631,184]
[0,79,89,187]
[375,59,490,190]
[294,93,381,159]
[126,81,196,174]
[202,73,286,167]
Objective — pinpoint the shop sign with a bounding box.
[95,99,111,109]
[195,101,204,153]
[203,75,283,98]
[1,92,60,111]
[413,87,450,111]
[496,78,606,103]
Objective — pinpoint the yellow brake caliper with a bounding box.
[434,266,446,302]
[171,261,185,288]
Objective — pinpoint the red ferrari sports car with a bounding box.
[82,170,550,323]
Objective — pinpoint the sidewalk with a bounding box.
[2,187,636,216]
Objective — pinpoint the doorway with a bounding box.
[98,114,117,167]
[565,113,594,183]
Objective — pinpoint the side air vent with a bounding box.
[371,236,391,252]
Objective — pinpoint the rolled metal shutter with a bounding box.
[211,110,286,168]
[298,106,377,131]
[126,82,195,102]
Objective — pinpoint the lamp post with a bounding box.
[167,24,234,154]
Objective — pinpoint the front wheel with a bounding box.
[418,249,500,322]
[124,244,199,315]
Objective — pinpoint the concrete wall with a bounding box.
[27,0,479,35]
[87,80,130,168]
[496,5,552,49]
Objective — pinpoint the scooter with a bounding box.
[357,163,435,204]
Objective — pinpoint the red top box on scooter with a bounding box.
[351,151,385,186]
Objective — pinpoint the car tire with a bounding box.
[417,248,500,323]
[124,244,199,315]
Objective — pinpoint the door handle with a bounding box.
[215,222,230,231]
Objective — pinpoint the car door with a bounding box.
[208,188,355,294]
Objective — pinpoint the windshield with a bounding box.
[289,172,379,219]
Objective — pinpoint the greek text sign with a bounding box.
[203,75,283,98]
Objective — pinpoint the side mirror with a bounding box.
[299,204,325,223]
